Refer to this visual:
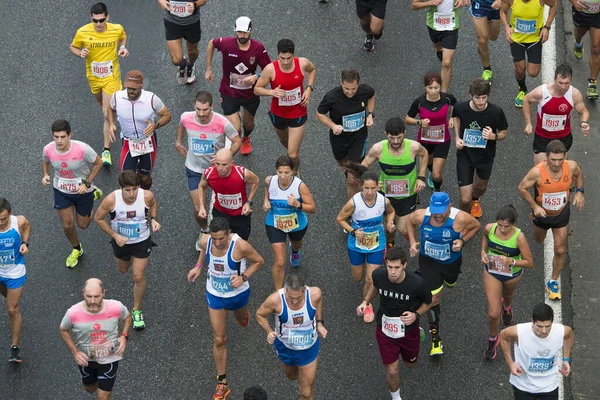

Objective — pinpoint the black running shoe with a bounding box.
[484,336,499,360]
[8,346,21,363]
[364,34,374,52]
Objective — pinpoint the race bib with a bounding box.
[229,72,252,90]
[191,137,215,156]
[583,1,600,13]
[91,60,113,79]
[487,255,512,277]
[463,128,487,148]
[57,177,82,193]
[128,137,154,157]
[541,191,567,211]
[542,113,567,132]
[356,230,379,251]
[275,213,299,233]
[169,1,193,17]
[527,357,554,373]
[278,87,301,106]
[0,250,15,267]
[217,193,243,210]
[514,18,537,34]
[433,12,455,31]
[289,328,314,346]
[342,111,365,132]
[211,275,234,293]
[422,124,445,142]
[382,314,405,339]
[88,340,116,361]
[384,179,410,198]
[424,241,451,261]
[117,222,140,239]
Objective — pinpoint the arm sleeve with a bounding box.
[447,93,457,106]
[84,145,99,163]
[224,122,239,140]
[60,311,73,330]
[212,37,223,52]
[258,47,271,69]
[71,29,83,48]
[498,108,509,130]
[118,25,126,41]
[119,302,129,320]
[407,98,421,118]
[42,147,50,163]
[316,93,331,115]
[151,95,166,113]
[109,93,117,110]
[364,85,375,98]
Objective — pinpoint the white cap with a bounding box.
[235,16,252,32]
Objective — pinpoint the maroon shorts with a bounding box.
[376,324,420,365]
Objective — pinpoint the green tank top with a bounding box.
[487,223,522,274]
[426,0,459,31]
[378,139,417,199]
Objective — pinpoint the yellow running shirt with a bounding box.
[71,22,126,81]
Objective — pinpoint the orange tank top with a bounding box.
[535,161,571,215]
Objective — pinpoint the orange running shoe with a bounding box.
[363,303,375,323]
[213,383,231,399]
[240,136,253,155]
[470,199,483,218]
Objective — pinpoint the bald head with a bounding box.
[215,148,232,163]
[84,278,104,293]
[214,149,234,177]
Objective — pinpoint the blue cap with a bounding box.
[429,192,450,214]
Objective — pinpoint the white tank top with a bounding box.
[205,234,249,298]
[110,189,150,244]
[112,90,162,139]
[275,287,318,350]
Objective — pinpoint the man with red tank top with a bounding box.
[254,39,317,174]
[198,148,260,240]
[518,140,585,300]
[522,64,590,164]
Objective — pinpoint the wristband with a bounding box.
[576,187,584,194]
[542,25,551,31]
[149,216,157,221]
[246,200,253,206]
[316,319,324,324]
[256,73,261,79]
[458,238,466,246]
[298,203,303,210]
[22,241,29,247]
[417,176,427,183]
[120,45,126,50]
[155,121,161,130]
[368,112,375,118]
[195,263,202,269]
[511,259,516,266]
[563,357,572,362]
[349,229,356,237]
[121,333,128,340]
[414,311,420,319]
[417,120,422,126]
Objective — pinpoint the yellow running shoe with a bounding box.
[573,41,584,59]
[430,338,444,356]
[101,150,112,166]
[515,90,526,108]
[66,246,84,268]
[481,69,493,82]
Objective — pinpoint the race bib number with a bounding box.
[463,128,487,148]
[422,124,445,142]
[128,137,154,157]
[0,250,15,267]
[117,222,140,239]
[91,60,113,79]
[384,179,410,198]
[356,230,379,251]
[229,72,252,90]
[191,138,215,156]
[433,12,455,31]
[278,87,301,106]
[88,341,116,361]
[342,111,365,132]
[217,193,243,210]
[289,328,314,346]
[57,177,82,193]
[211,275,234,293]
[275,213,299,233]
[514,18,537,34]
[583,1,600,13]
[424,241,451,261]
[487,255,512,277]
[542,114,567,132]
[169,1,193,17]
[527,357,554,373]
[382,314,405,339]
[541,191,567,211]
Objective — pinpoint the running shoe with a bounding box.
[481,69,493,82]
[573,41,584,59]
[66,246,84,268]
[101,150,112,166]
[363,303,375,323]
[240,136,253,155]
[177,59,187,84]
[546,280,561,300]
[186,63,197,85]
[427,171,434,190]
[501,297,514,326]
[436,50,443,62]
[239,310,250,328]
[430,338,444,356]
[419,327,425,343]
[93,187,103,201]
[289,243,301,268]
[515,90,526,108]
[484,336,499,360]
[470,199,483,219]
[213,382,231,400]
[8,346,21,363]
[364,34,374,52]
[132,309,146,330]
[588,79,598,100]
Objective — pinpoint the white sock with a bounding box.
[390,389,402,400]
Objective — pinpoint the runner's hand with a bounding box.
[151,219,161,232]
[356,301,367,316]
[317,324,328,339]
[205,70,214,83]
[74,351,89,367]
[524,123,533,135]
[571,0,585,11]
[263,200,271,212]
[109,123,117,139]
[230,275,244,289]
[42,175,51,186]
[300,89,311,107]
[414,178,425,193]
[400,311,417,325]
[242,202,252,216]
[175,143,187,157]
[354,228,365,239]
[116,336,127,355]
[448,118,454,130]
[113,234,129,247]
[421,118,430,129]
[80,47,90,58]
[452,238,464,252]
[158,0,170,10]
[540,27,549,43]
[118,47,129,58]
[271,86,285,98]
[409,241,420,257]
[573,192,584,211]
[481,251,489,264]
[267,331,277,344]
[455,138,465,149]
[432,0,443,6]
[366,114,374,127]
[482,126,496,140]
[144,120,156,136]
[287,194,299,208]
[560,361,571,376]
[198,207,207,219]
[242,75,258,86]
[19,243,29,255]
[532,205,547,218]
[387,221,395,233]
[505,27,514,43]
[332,125,344,135]
[76,184,88,195]
[510,362,524,376]
[491,0,502,9]
[580,122,590,136]
[186,2,195,13]
[187,265,201,282]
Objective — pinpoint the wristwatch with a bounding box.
[246,200,253,206]
[82,180,92,188]
[306,84,315,91]
[576,187,584,194]
[242,274,249,282]
[414,311,420,319]
[368,112,375,118]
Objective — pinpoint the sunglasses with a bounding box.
[92,18,106,23]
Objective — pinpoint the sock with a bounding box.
[433,179,442,191]
[503,302,512,311]
[187,60,194,71]
[243,127,254,138]
[589,78,597,84]
[427,305,440,338]
[472,196,480,201]
[292,248,298,254]
[517,78,527,92]
[489,335,498,341]
[436,50,443,61]
[179,59,187,69]
[390,389,402,400]
[216,374,227,383]
[103,147,110,151]
[574,40,583,47]
[484,65,491,71]
[73,244,82,251]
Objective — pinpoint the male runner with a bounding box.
[158,0,207,84]
[0,198,30,363]
[198,149,260,242]
[517,140,584,300]
[523,64,590,164]
[256,273,327,400]
[571,0,600,99]
[500,303,574,400]
[42,120,103,268]
[407,192,480,355]
[108,70,172,190]
[362,118,428,244]
[356,0,390,51]
[453,78,508,218]
[206,16,271,155]
[254,39,317,174]
[470,0,502,82]
[60,278,131,400]
[499,0,558,107]
[357,247,432,400]
[187,218,264,400]
[317,68,376,199]
[175,91,241,249]
[94,171,161,331]
[70,2,129,166]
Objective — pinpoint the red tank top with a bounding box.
[535,161,571,216]
[535,84,573,139]
[270,57,306,118]
[205,164,247,216]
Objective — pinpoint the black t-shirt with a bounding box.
[406,92,457,118]
[317,84,375,136]
[452,101,508,162]
[372,267,432,331]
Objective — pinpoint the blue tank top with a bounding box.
[348,192,386,253]
[205,234,249,298]
[0,216,26,279]
[419,207,462,264]
[275,287,318,351]
[265,176,308,232]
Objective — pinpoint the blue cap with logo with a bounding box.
[429,192,450,214]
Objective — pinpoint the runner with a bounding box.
[362,117,428,244]
[254,39,317,174]
[70,2,129,166]
[570,0,600,99]
[522,64,591,164]
[453,78,508,218]
[356,0,390,51]
[317,68,376,199]
[205,16,271,155]
[42,120,103,268]
[470,0,502,82]
[59,278,131,400]
[405,71,457,191]
[336,168,396,323]
[500,303,574,400]
[94,171,161,331]
[157,0,207,84]
[187,217,264,400]
[499,0,558,107]
[264,156,316,290]
[175,91,241,249]
[255,273,327,400]
[0,198,30,363]
[356,246,432,400]
[407,192,480,356]
[198,148,260,242]
[517,140,584,300]
[480,204,533,360]
[108,70,172,190]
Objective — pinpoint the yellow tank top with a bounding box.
[510,0,544,44]
[71,22,126,81]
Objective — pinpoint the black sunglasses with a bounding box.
[92,18,106,23]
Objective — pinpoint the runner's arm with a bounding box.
[518,167,541,210]
[302,58,317,88]
[499,2,511,37]
[312,287,327,337]
[253,64,275,97]
[59,326,81,357]
[194,0,207,7]
[41,160,51,183]
[193,234,209,267]
[86,156,103,184]
[145,191,160,232]
[315,111,336,130]
[244,169,260,203]
[407,210,424,248]
[120,311,132,335]
[298,182,316,214]
[361,141,382,168]
[572,89,590,135]
[239,241,264,279]
[205,39,215,75]
[515,232,534,268]
[453,117,462,142]
[500,326,519,366]
[335,200,356,233]
[255,292,279,334]
[384,198,396,230]
[522,87,543,126]
[263,176,272,211]
[229,134,242,156]
[155,105,172,128]
[94,194,118,239]
[412,0,436,10]
[570,161,585,210]
[457,212,480,242]
[197,175,208,211]
[366,95,375,126]
[17,216,31,255]
[496,128,508,140]
[480,223,492,263]
[175,124,187,156]
[414,141,429,178]
[563,326,574,360]
[543,0,558,28]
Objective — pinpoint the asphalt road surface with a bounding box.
[0,1,586,399]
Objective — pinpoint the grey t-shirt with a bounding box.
[163,1,200,25]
